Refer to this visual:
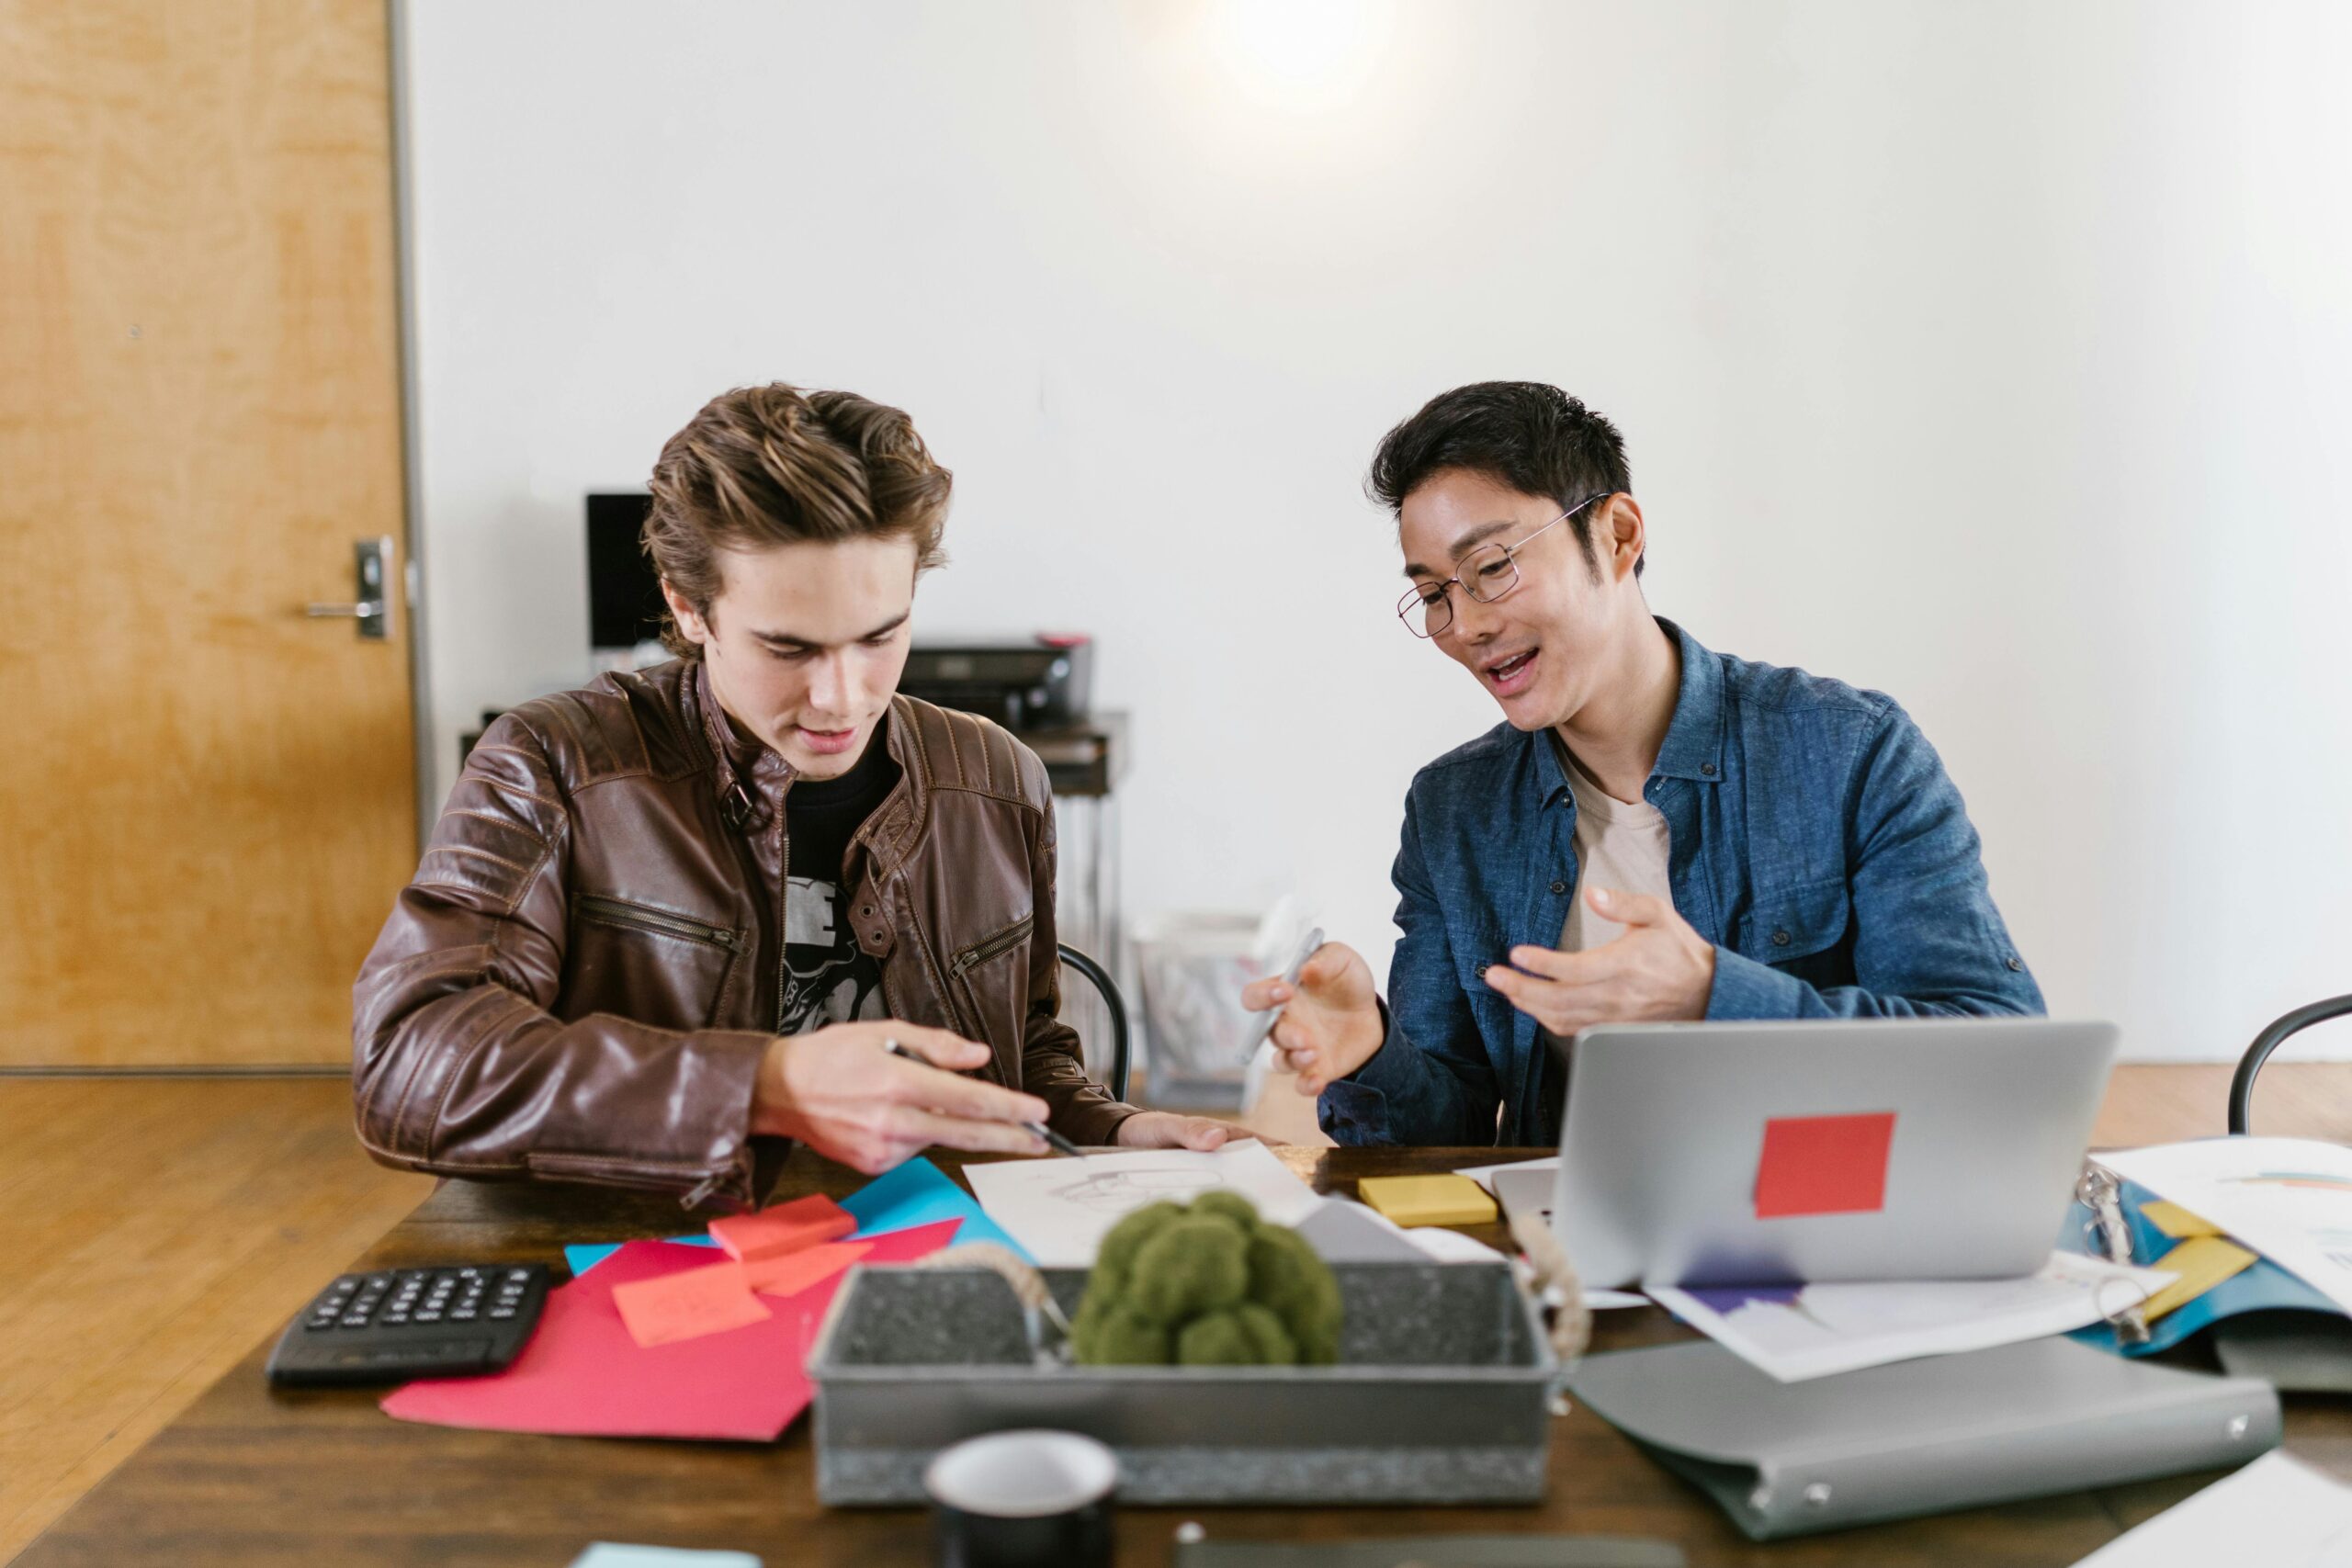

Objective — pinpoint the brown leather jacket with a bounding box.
[352,660,1136,1208]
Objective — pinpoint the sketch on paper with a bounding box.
[964,1143,1324,1267]
[1046,1167,1232,1213]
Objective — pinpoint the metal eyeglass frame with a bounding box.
[1396,491,1609,638]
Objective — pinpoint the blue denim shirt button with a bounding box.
[1771,928,1792,947]
[2007,956,2025,971]
[1549,879,1567,895]
[1701,761,1717,776]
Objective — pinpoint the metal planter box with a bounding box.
[806,1260,1556,1507]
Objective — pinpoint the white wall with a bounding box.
[401,0,2352,1061]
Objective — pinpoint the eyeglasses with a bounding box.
[1395,492,1608,638]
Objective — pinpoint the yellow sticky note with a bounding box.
[1357,1174,1498,1228]
[2141,1201,2222,1240]
[2140,1235,2259,1323]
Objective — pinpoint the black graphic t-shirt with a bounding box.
[775,735,900,1035]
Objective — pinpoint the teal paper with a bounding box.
[839,1156,1032,1260]
[564,1156,1027,1277]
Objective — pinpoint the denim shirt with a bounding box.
[1319,619,2045,1148]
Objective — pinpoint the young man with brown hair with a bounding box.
[355,383,1234,1208]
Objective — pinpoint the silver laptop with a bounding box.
[1544,1019,2120,1288]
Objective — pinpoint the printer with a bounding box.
[899,635,1093,732]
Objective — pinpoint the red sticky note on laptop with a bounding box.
[1754,1111,1896,1218]
[708,1193,855,1262]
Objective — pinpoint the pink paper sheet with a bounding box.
[379,1219,959,1441]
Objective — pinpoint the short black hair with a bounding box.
[1367,381,1638,575]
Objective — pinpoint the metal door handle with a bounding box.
[304,538,393,640]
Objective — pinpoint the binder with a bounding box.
[1567,1335,2280,1540]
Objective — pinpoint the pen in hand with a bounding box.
[882,1036,1085,1157]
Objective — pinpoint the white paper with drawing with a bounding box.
[965,1144,1324,1267]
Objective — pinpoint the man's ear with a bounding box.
[660,579,712,648]
[1601,495,1647,583]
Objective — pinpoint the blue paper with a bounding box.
[839,1156,1032,1260]
[2062,1178,2346,1355]
[565,1156,1027,1277]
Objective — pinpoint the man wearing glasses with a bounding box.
[1243,381,2043,1146]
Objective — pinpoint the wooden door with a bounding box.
[0,2,415,1065]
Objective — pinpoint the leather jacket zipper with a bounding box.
[949,913,1035,978]
[574,895,740,951]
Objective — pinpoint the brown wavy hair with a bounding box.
[643,383,952,658]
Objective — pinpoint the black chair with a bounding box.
[1057,943,1132,1103]
[2227,993,2352,1134]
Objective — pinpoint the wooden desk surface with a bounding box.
[17,1145,2352,1567]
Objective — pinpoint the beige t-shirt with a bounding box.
[1555,738,1674,950]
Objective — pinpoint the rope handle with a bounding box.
[1509,1208,1593,1370]
[917,1242,1071,1363]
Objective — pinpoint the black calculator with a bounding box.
[266,1263,551,1386]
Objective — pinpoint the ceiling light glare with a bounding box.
[1208,0,1397,115]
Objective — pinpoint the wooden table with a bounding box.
[17,1146,2352,1566]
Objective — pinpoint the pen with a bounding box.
[882,1037,1084,1157]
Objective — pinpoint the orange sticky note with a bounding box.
[743,1239,872,1299]
[610,1260,772,1348]
[709,1194,856,1262]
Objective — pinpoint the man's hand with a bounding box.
[1239,941,1385,1098]
[1114,1111,1267,1151]
[1483,886,1715,1036]
[751,1021,1049,1175]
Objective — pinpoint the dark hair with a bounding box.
[1366,381,1638,576]
[643,382,952,658]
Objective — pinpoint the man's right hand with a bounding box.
[1239,941,1385,1097]
[751,1021,1049,1175]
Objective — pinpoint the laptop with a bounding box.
[1545,1018,2120,1288]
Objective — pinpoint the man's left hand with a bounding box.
[1114,1111,1270,1151]
[1483,886,1715,1035]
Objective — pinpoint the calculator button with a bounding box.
[506,1269,531,1282]
[329,1277,359,1292]
[451,1308,478,1321]
[381,1312,410,1325]
[414,1310,443,1323]
[489,1306,515,1319]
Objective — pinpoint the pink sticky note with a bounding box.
[709,1193,855,1262]
[743,1239,872,1299]
[611,1259,771,1348]
[1755,1111,1897,1219]
[379,1220,964,1443]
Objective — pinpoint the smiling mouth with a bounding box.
[1486,649,1537,682]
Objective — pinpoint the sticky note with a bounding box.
[2142,1201,2222,1241]
[742,1239,871,1299]
[611,1260,772,1348]
[1754,1111,1896,1219]
[709,1194,855,1262]
[2141,1235,2260,1322]
[1356,1174,1498,1228]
